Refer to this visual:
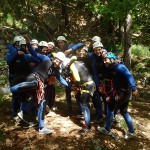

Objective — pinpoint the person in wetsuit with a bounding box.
[10,36,69,134]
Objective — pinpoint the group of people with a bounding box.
[6,34,138,139]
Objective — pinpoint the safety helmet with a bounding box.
[57,36,67,41]
[55,52,66,62]
[14,36,24,43]
[38,41,48,47]
[31,39,38,45]
[102,49,107,53]
[63,58,71,67]
[19,39,26,46]
[93,41,103,49]
[47,42,55,47]
[92,36,101,43]
[106,52,118,60]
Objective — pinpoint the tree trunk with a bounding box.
[61,0,69,31]
[118,19,122,43]
[123,12,132,70]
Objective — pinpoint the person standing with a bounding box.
[63,58,96,134]
[6,37,39,121]
[98,52,138,139]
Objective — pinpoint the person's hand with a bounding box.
[65,49,72,56]
[132,90,139,98]
[98,86,103,93]
[18,51,25,55]
[24,35,30,43]
[106,96,111,102]
[115,60,121,64]
[66,77,72,83]
[46,76,56,85]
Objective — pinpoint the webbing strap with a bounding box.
[100,80,113,97]
[81,81,94,87]
[80,89,90,94]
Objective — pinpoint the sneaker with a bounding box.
[98,126,119,140]
[17,111,24,120]
[97,126,112,135]
[39,127,53,135]
[125,131,136,139]
[17,111,37,126]
[13,116,21,123]
[80,128,91,135]
[22,122,38,128]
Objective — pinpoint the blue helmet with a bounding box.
[106,52,118,60]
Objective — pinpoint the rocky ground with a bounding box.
[0,85,150,150]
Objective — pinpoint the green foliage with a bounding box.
[0,59,6,66]
[131,44,150,75]
[131,44,150,58]
[86,0,137,19]
[0,0,149,47]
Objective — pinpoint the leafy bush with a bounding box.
[131,45,150,75]
[131,44,150,58]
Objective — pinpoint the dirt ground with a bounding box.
[0,85,150,150]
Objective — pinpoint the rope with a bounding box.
[36,79,45,104]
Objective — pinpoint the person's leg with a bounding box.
[80,92,91,129]
[120,101,134,133]
[12,93,20,117]
[65,87,72,113]
[105,107,114,131]
[21,93,36,113]
[98,96,116,133]
[49,85,56,108]
[38,100,53,134]
[92,91,103,120]
[75,91,82,115]
[38,100,46,129]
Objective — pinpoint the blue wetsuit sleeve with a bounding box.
[55,69,69,87]
[27,43,49,61]
[23,54,40,63]
[115,64,137,91]
[68,43,84,52]
[7,44,18,54]
[6,44,19,64]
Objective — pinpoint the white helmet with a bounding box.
[57,36,67,41]
[55,52,66,62]
[47,42,55,47]
[93,41,103,49]
[19,39,26,46]
[14,36,24,43]
[38,41,48,47]
[63,58,71,67]
[92,36,101,43]
[31,39,38,45]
